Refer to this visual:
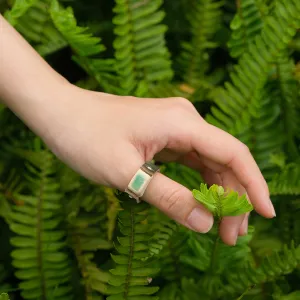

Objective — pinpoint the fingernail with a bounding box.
[269,199,276,217]
[186,207,213,233]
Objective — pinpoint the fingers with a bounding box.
[142,172,214,233]
[178,154,251,244]
[219,215,245,245]
[190,122,275,218]
[239,213,250,236]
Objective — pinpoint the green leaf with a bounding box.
[193,183,253,218]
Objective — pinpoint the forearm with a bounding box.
[0,14,70,137]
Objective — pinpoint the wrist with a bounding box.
[5,75,73,141]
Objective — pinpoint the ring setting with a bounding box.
[125,162,160,203]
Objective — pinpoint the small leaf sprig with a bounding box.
[192,183,253,221]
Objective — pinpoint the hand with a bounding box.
[0,14,275,245]
[40,84,275,245]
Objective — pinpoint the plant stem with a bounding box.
[236,285,256,300]
[210,218,221,273]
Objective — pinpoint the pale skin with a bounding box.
[0,15,276,245]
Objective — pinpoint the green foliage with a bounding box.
[5,0,67,56]
[207,0,300,139]
[178,0,224,86]
[4,0,38,25]
[269,163,300,195]
[219,242,300,296]
[8,149,73,300]
[50,0,119,94]
[50,0,105,57]
[193,183,253,218]
[107,195,160,300]
[181,227,254,274]
[1,0,300,299]
[112,0,173,95]
[65,184,115,298]
[228,0,263,58]
[0,294,9,300]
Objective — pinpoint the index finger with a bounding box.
[191,122,275,218]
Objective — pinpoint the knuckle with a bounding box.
[240,142,250,154]
[167,98,194,117]
[174,97,194,110]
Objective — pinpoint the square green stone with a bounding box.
[131,173,145,192]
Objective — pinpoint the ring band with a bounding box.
[125,162,160,203]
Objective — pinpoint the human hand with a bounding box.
[0,13,275,245]
[39,84,275,245]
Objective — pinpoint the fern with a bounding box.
[5,0,67,56]
[207,0,300,141]
[181,228,253,275]
[162,163,203,191]
[50,0,104,57]
[178,0,224,87]
[112,0,173,95]
[1,0,300,298]
[268,163,300,195]
[144,208,178,261]
[275,55,299,159]
[4,0,38,25]
[219,242,300,296]
[107,195,160,300]
[247,83,285,178]
[157,229,192,283]
[159,278,210,300]
[65,183,118,298]
[8,149,73,300]
[228,0,263,58]
[50,0,120,94]
[193,183,253,218]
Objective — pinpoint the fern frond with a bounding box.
[9,150,73,300]
[207,0,300,140]
[228,0,263,58]
[219,242,300,296]
[66,183,116,244]
[178,0,224,86]
[65,183,116,299]
[162,163,203,191]
[5,0,67,56]
[50,0,120,94]
[158,229,192,282]
[268,163,300,195]
[112,0,173,95]
[245,83,285,178]
[107,195,160,300]
[159,278,210,300]
[275,55,299,159]
[50,0,105,56]
[193,183,253,218]
[4,0,37,25]
[144,208,178,261]
[181,228,253,275]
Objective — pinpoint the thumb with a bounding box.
[143,173,214,233]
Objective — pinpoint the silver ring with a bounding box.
[125,162,160,203]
